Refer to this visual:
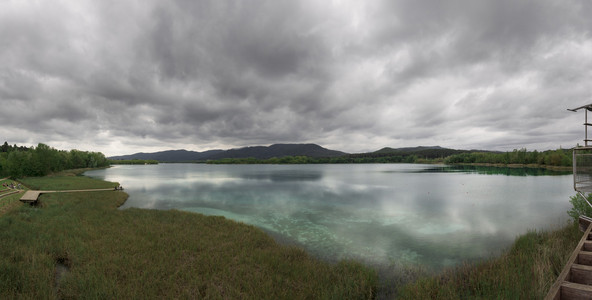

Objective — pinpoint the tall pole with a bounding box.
[587,109,589,147]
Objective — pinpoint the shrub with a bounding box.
[567,193,592,222]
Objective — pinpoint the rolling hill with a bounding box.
[109,144,347,162]
[110,144,490,163]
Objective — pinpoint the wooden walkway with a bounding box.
[546,216,592,299]
[20,188,118,204]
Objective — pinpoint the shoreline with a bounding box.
[2,170,378,298]
[3,167,578,298]
[88,164,574,297]
[450,162,572,172]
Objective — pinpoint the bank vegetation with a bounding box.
[0,142,109,178]
[207,148,574,169]
[0,142,582,298]
[0,170,377,299]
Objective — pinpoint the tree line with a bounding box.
[443,148,572,166]
[207,155,419,165]
[350,148,468,160]
[0,142,109,178]
[0,141,573,176]
[207,148,573,167]
[109,159,159,165]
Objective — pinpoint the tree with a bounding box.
[0,143,110,178]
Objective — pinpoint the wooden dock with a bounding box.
[19,188,118,204]
[19,191,43,204]
[546,216,592,299]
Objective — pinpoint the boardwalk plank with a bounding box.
[19,188,117,204]
[561,282,592,300]
[570,264,592,285]
[546,219,592,299]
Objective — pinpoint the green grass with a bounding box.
[0,192,23,215]
[0,178,24,215]
[0,175,377,299]
[398,222,582,299]
[4,171,580,299]
[19,174,118,190]
[1,178,17,190]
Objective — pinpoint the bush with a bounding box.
[567,193,592,222]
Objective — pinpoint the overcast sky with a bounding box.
[1,0,591,156]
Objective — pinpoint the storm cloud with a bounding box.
[1,0,591,156]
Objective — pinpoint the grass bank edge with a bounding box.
[398,215,583,298]
[1,170,378,299]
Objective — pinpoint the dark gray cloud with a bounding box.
[0,0,591,156]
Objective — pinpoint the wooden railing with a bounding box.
[546,216,592,299]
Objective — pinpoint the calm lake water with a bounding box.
[85,164,574,270]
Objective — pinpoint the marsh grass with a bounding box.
[6,171,576,299]
[398,222,581,299]
[0,176,377,299]
[0,193,24,215]
[19,173,118,191]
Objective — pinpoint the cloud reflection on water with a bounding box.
[85,163,573,270]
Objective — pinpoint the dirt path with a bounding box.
[0,190,21,199]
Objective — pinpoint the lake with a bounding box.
[85,163,574,270]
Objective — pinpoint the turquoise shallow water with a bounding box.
[85,163,573,269]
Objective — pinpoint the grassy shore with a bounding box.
[0,178,24,215]
[398,222,581,298]
[454,162,573,172]
[0,170,580,298]
[0,171,377,299]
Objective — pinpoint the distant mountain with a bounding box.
[109,149,225,162]
[206,144,346,160]
[348,146,470,159]
[109,144,347,162]
[373,146,444,154]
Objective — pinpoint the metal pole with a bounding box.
[586,109,589,146]
[574,148,577,191]
[578,191,592,209]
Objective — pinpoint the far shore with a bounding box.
[450,162,572,172]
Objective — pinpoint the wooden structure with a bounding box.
[19,191,44,204]
[573,147,592,195]
[546,217,592,299]
[546,105,592,298]
[569,104,592,206]
[568,104,592,147]
[19,188,118,205]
